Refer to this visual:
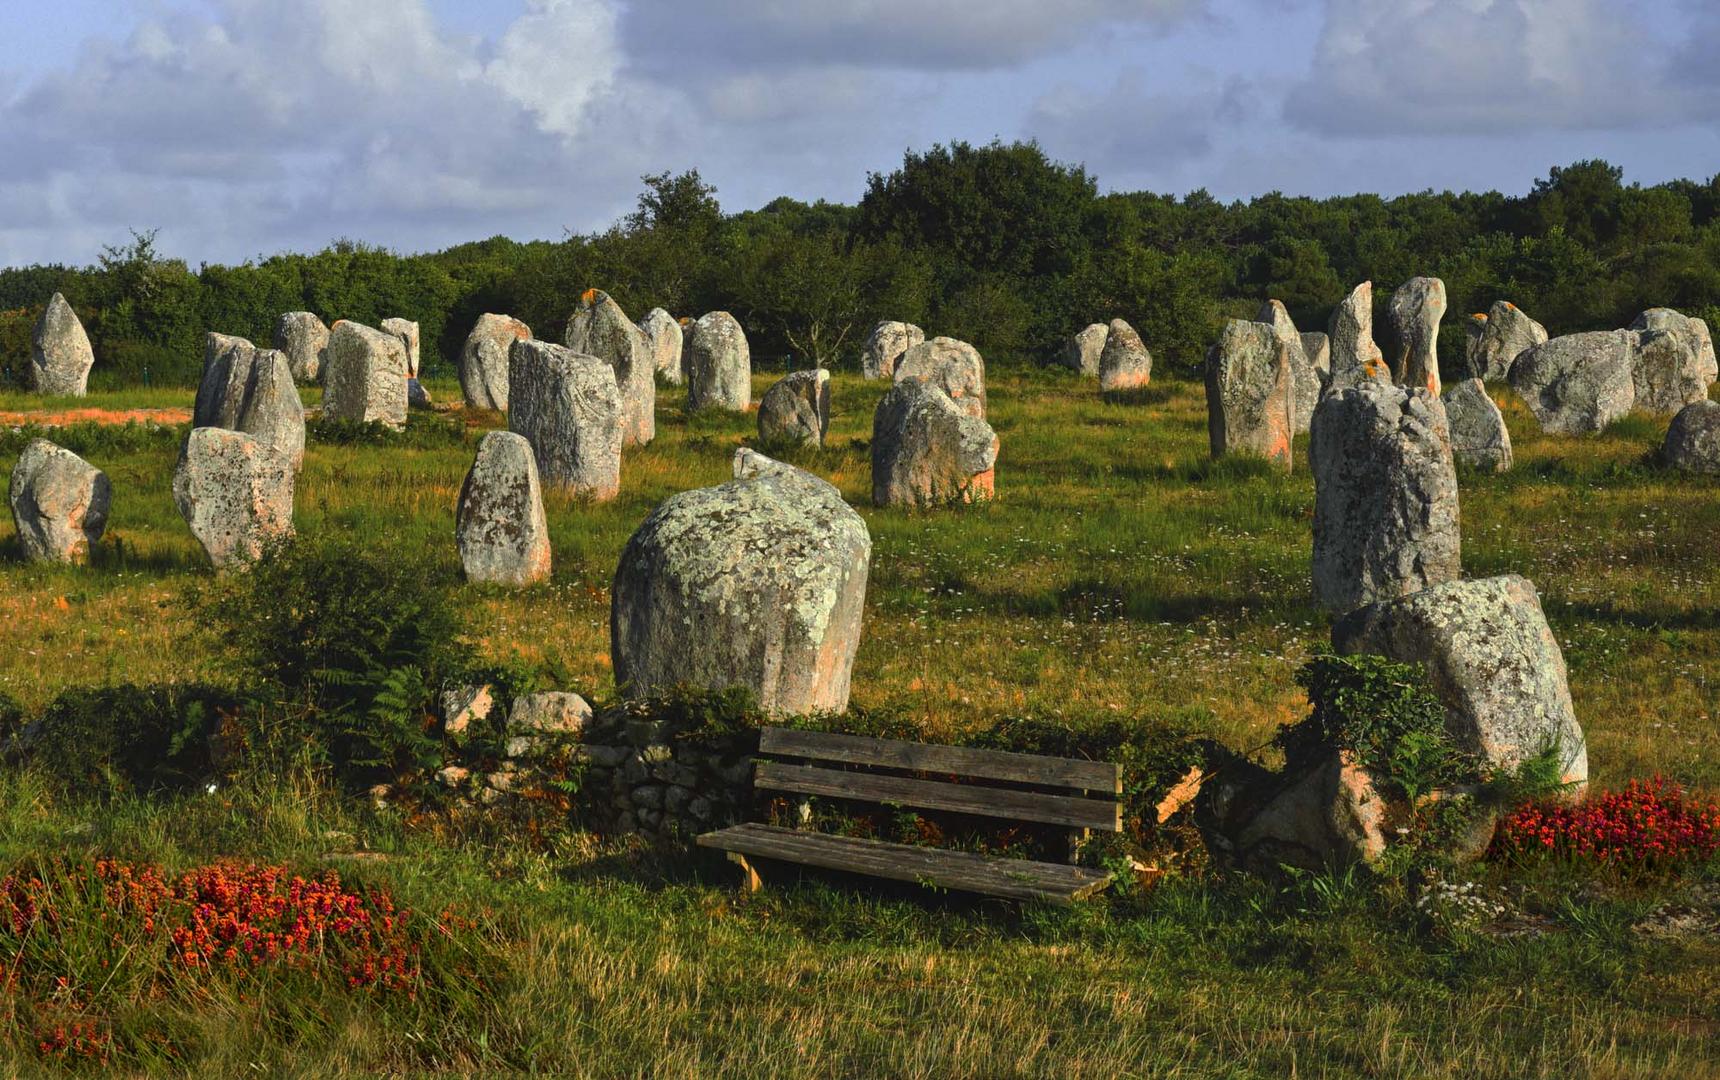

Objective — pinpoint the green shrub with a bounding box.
[307,415,469,450]
[25,684,235,795]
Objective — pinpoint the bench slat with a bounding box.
[698,824,1112,904]
[759,728,1121,794]
[754,761,1123,832]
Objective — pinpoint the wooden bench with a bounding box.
[697,727,1123,905]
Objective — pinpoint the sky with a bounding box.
[0,0,1716,269]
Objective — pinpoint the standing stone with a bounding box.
[1310,381,1461,612]
[380,318,421,378]
[565,289,654,447]
[1325,282,1390,393]
[322,321,409,428]
[1442,378,1512,472]
[1508,330,1636,435]
[456,431,551,587]
[894,337,986,420]
[195,333,259,431]
[29,293,95,397]
[638,307,684,384]
[273,312,329,385]
[871,380,998,508]
[1334,575,1588,788]
[684,311,751,412]
[1300,332,1331,383]
[1387,277,1446,395]
[507,339,623,500]
[1663,400,1720,473]
[612,450,871,715]
[8,440,110,564]
[234,349,306,468]
[861,320,926,380]
[460,314,530,411]
[757,369,831,448]
[1205,319,1294,469]
[1257,300,1318,432]
[1466,301,1547,382]
[1060,323,1108,376]
[172,428,295,570]
[1629,308,1716,415]
[1098,318,1152,392]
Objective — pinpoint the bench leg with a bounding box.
[727,851,763,893]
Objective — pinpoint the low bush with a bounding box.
[23,683,236,795]
[306,414,469,450]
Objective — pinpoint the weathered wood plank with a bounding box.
[760,728,1120,794]
[698,824,1112,904]
[753,762,1123,832]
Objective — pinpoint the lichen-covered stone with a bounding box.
[194,338,305,467]
[872,380,998,508]
[30,293,94,397]
[8,440,109,564]
[566,288,654,446]
[380,317,421,378]
[1258,300,1317,432]
[1098,318,1152,392]
[1334,574,1588,788]
[322,321,408,428]
[1629,308,1716,416]
[273,312,329,384]
[1310,382,1461,612]
[172,428,295,570]
[684,311,751,411]
[612,451,870,715]
[758,369,831,447]
[1465,301,1546,382]
[507,339,622,500]
[893,336,986,419]
[1663,399,1720,473]
[1197,751,1390,873]
[1205,319,1293,468]
[1509,330,1636,434]
[861,320,925,380]
[1060,323,1108,376]
[1442,378,1512,472]
[1325,281,1391,393]
[1300,331,1331,382]
[195,333,259,431]
[638,307,683,384]
[509,692,591,735]
[1387,276,1446,395]
[460,313,530,411]
[456,431,551,586]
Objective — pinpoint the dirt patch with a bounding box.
[0,407,191,428]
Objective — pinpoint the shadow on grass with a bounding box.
[1099,384,1177,408]
[1119,453,1291,485]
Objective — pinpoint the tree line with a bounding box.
[2,144,1716,389]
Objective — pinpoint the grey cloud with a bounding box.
[1025,70,1254,182]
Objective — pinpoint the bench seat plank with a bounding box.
[697,823,1112,904]
[759,728,1121,794]
[753,761,1123,832]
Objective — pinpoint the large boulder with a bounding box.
[758,369,831,448]
[460,314,530,411]
[1098,318,1152,392]
[893,336,986,419]
[566,288,654,447]
[1629,308,1716,416]
[273,312,329,384]
[380,317,421,378]
[1310,382,1461,612]
[1442,378,1512,472]
[1196,752,1390,873]
[507,339,623,500]
[872,379,998,508]
[1334,575,1588,788]
[1387,276,1447,395]
[861,320,925,380]
[8,440,110,564]
[456,430,551,587]
[1325,281,1390,393]
[612,449,871,715]
[1060,323,1108,376]
[1257,300,1318,433]
[29,293,94,397]
[638,307,684,385]
[1465,301,1547,382]
[172,428,295,570]
[1663,399,1720,473]
[684,311,751,412]
[322,321,409,427]
[1205,319,1293,468]
[1509,330,1636,434]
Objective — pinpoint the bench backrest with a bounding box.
[754,728,1122,833]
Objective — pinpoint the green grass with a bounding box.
[2,368,1720,1075]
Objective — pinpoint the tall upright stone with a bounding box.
[1387,276,1446,395]
[872,380,998,508]
[1629,308,1716,416]
[1098,318,1152,392]
[1205,319,1293,469]
[460,313,530,411]
[1310,381,1461,612]
[456,431,552,587]
[507,339,623,500]
[273,312,329,384]
[194,337,303,466]
[29,293,94,397]
[172,428,296,571]
[322,321,408,428]
[1509,331,1636,434]
[380,318,421,378]
[684,311,751,412]
[758,369,831,448]
[195,333,259,431]
[893,337,986,420]
[1060,323,1108,376]
[1257,300,1318,432]
[1442,378,1512,472]
[566,289,654,447]
[638,307,683,385]
[612,451,871,716]
[1325,282,1390,393]
[8,440,110,564]
[1300,332,1331,382]
[861,320,925,380]
[1465,301,1547,382]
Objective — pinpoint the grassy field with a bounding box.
[1,366,1718,1075]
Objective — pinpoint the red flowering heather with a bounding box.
[1493,778,1720,869]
